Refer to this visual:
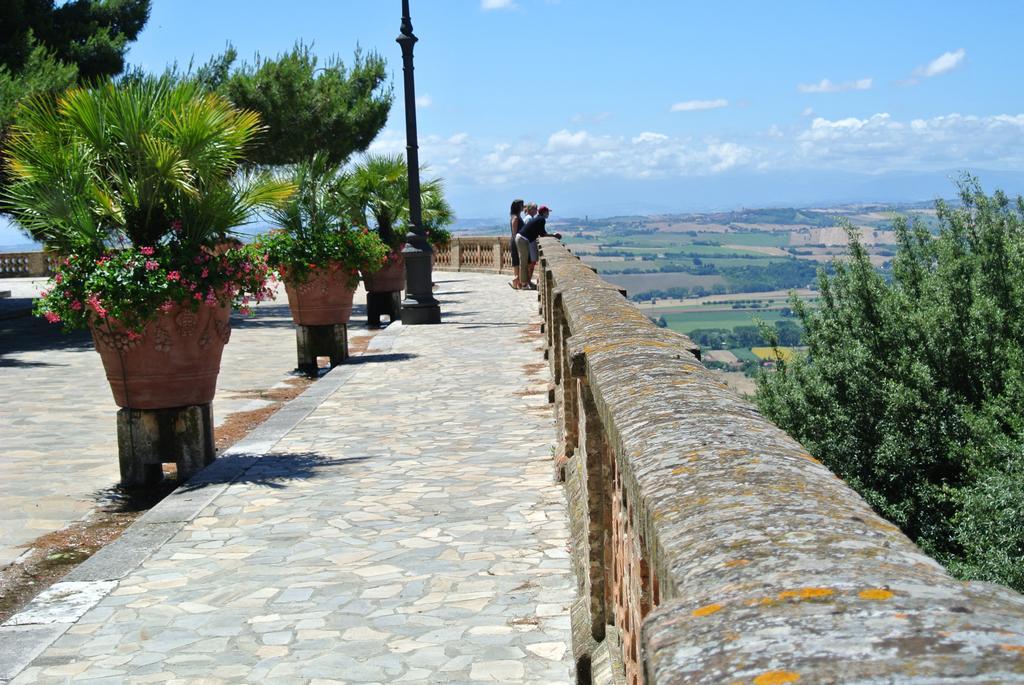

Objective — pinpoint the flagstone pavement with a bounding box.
[0,280,332,569]
[1,272,575,684]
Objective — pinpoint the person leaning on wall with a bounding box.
[515,204,561,290]
[509,199,525,289]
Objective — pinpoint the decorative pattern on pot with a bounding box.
[283,265,358,326]
[362,250,405,293]
[91,303,231,409]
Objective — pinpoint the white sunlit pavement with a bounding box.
[2,271,575,684]
[0,280,322,570]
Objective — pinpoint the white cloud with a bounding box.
[706,142,751,172]
[917,48,966,78]
[801,107,815,117]
[366,128,405,155]
[670,98,728,112]
[481,0,515,9]
[415,95,433,107]
[797,77,872,93]
[793,111,1024,171]
[632,132,668,144]
[547,129,591,150]
[393,109,1024,196]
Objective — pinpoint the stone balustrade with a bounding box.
[2,240,509,280]
[433,236,511,274]
[537,236,1024,684]
[0,251,54,277]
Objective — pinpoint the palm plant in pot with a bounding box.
[340,153,454,292]
[2,78,294,410]
[258,153,388,326]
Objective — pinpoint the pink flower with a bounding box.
[194,292,203,301]
[70,300,83,311]
[54,274,63,284]
[140,246,155,256]
[166,271,181,282]
[86,294,108,319]
[127,331,143,341]
[145,260,159,271]
[201,267,209,278]
[160,301,175,313]
[194,256,204,265]
[171,220,183,233]
[43,311,61,324]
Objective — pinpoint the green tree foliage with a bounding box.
[688,320,802,350]
[338,154,454,251]
[3,76,293,253]
[0,45,78,189]
[720,259,819,292]
[0,1,149,197]
[755,180,1024,591]
[207,43,392,167]
[1,0,150,80]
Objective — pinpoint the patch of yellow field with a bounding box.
[751,346,796,362]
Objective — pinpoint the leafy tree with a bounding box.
[207,43,392,167]
[755,180,1024,591]
[1,1,149,197]
[338,153,453,250]
[4,76,293,253]
[1,0,150,80]
[0,45,78,190]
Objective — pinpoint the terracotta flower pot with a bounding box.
[362,250,405,293]
[283,265,357,326]
[91,303,231,409]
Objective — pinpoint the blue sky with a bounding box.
[8,0,1024,243]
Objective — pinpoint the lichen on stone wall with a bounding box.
[537,237,1024,684]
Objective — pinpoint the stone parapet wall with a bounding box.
[537,236,1024,684]
[433,236,511,274]
[0,251,54,277]
[2,239,509,278]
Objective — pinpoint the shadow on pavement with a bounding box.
[346,352,418,364]
[231,303,374,331]
[181,452,371,491]
[435,310,480,319]
[0,311,93,356]
[92,481,180,513]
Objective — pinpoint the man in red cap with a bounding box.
[514,205,561,289]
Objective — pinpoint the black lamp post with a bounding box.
[397,0,440,325]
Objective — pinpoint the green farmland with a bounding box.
[649,307,792,334]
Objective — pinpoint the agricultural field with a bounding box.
[650,307,791,333]
[544,202,938,396]
[599,272,727,294]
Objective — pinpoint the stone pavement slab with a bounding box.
[0,281,369,568]
[3,272,574,683]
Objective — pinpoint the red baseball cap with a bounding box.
[538,205,552,214]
